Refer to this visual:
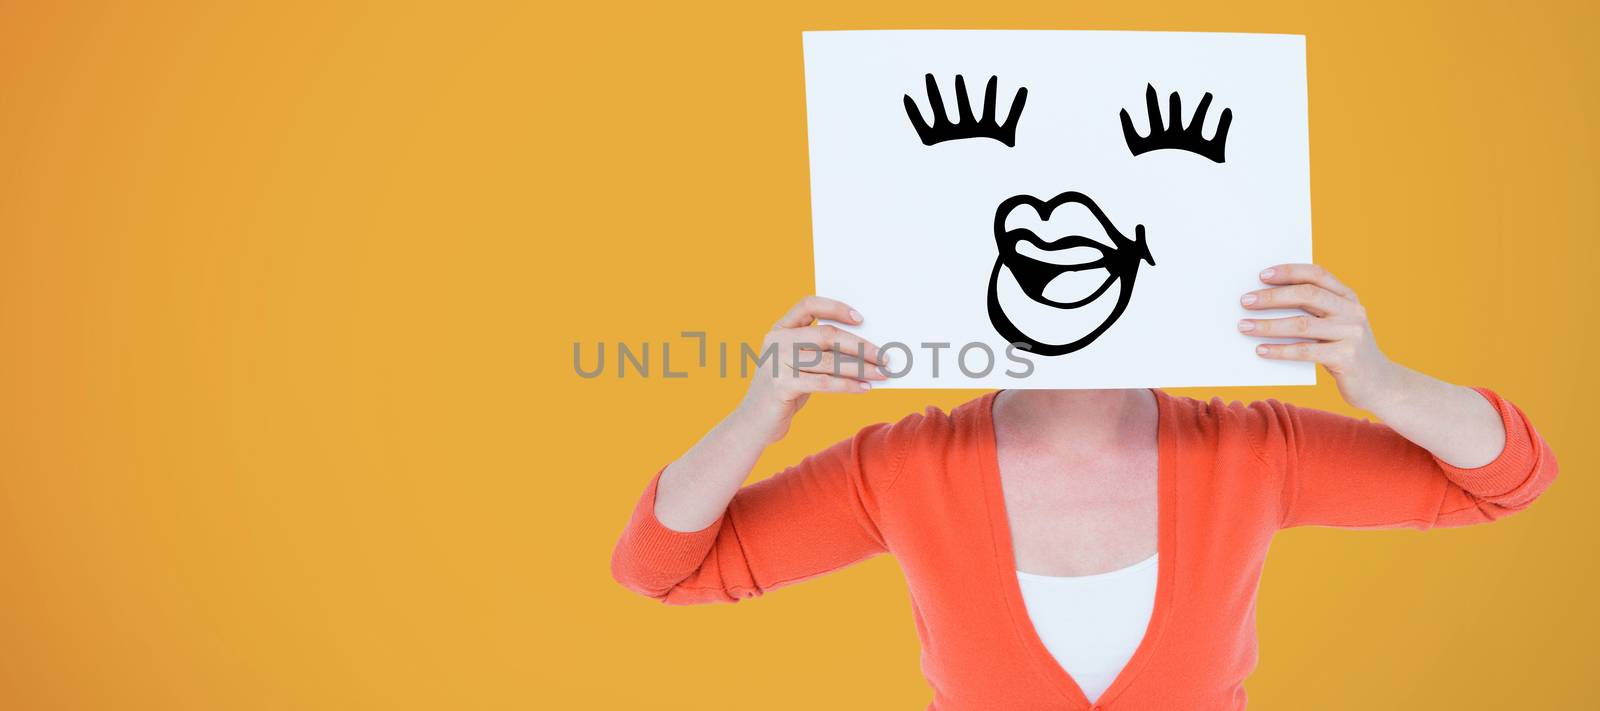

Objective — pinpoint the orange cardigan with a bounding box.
[611,389,1556,710]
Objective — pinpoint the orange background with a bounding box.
[0,1,1595,709]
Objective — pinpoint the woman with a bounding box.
[609,264,1557,711]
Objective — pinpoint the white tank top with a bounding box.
[1016,554,1158,703]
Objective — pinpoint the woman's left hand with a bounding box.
[1237,263,1400,410]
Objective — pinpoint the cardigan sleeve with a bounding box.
[1258,388,1558,530]
[609,413,919,604]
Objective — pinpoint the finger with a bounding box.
[792,352,889,380]
[1253,341,1350,367]
[774,296,862,330]
[1258,263,1358,301]
[782,325,884,366]
[1241,283,1350,317]
[781,371,872,394]
[1237,315,1359,341]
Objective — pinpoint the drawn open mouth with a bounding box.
[987,191,1155,356]
[1007,233,1119,309]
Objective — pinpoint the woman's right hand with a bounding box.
[735,296,887,445]
[647,296,887,532]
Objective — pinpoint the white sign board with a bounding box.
[802,31,1314,388]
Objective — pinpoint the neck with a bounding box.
[997,388,1152,445]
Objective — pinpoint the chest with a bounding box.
[995,432,1159,576]
[875,395,1284,709]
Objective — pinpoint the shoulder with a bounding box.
[859,393,977,459]
[1157,392,1302,527]
[1157,390,1291,465]
[850,392,993,495]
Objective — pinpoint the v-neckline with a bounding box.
[977,388,1178,710]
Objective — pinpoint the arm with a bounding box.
[610,296,897,603]
[1238,264,1558,529]
[1257,389,1554,529]
[611,418,913,602]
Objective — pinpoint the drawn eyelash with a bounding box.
[1119,84,1233,163]
[903,74,1028,148]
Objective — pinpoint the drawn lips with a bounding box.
[1006,231,1120,309]
[987,191,1155,356]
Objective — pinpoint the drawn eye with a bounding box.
[903,73,1028,148]
[1119,84,1233,163]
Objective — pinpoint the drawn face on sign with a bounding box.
[905,76,1229,356]
[803,32,1313,389]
